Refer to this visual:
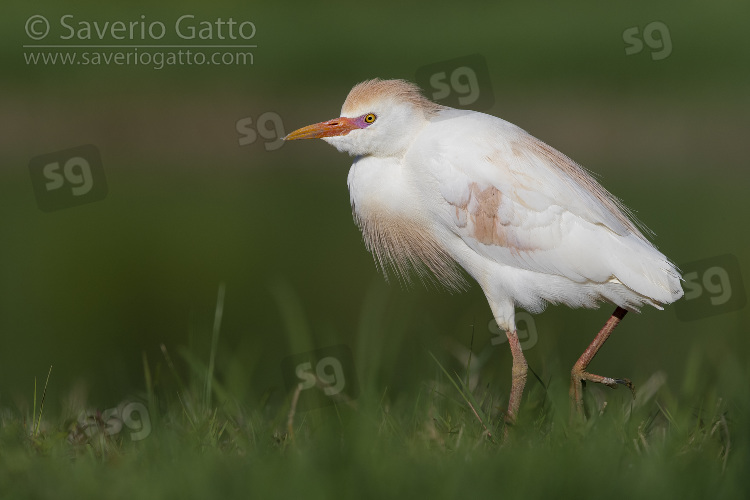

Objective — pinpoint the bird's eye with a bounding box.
[364,113,376,124]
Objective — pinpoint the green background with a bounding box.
[1,0,748,497]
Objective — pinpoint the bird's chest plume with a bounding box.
[346,158,467,291]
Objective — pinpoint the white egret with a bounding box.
[284,79,683,423]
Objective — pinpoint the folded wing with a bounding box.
[422,111,683,310]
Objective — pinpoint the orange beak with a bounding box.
[284,117,361,140]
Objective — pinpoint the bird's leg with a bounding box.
[505,329,528,427]
[570,307,635,419]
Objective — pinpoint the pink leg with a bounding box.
[570,307,635,419]
[505,329,528,427]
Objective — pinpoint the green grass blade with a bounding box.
[206,281,226,408]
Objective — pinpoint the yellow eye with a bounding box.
[364,113,376,124]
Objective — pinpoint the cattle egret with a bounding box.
[284,79,683,424]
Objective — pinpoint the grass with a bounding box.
[0,284,746,500]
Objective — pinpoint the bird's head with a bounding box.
[284,79,445,158]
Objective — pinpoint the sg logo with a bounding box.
[236,111,286,151]
[78,401,152,442]
[415,54,494,111]
[28,144,107,212]
[281,345,359,411]
[675,254,746,321]
[623,21,672,61]
[295,356,346,396]
[489,311,538,350]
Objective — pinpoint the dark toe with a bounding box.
[615,378,636,398]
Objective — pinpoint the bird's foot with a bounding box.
[570,370,636,420]
[613,378,636,399]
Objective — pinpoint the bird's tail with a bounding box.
[607,233,684,309]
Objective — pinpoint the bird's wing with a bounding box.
[420,110,681,306]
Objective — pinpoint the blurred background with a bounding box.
[1,0,747,419]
